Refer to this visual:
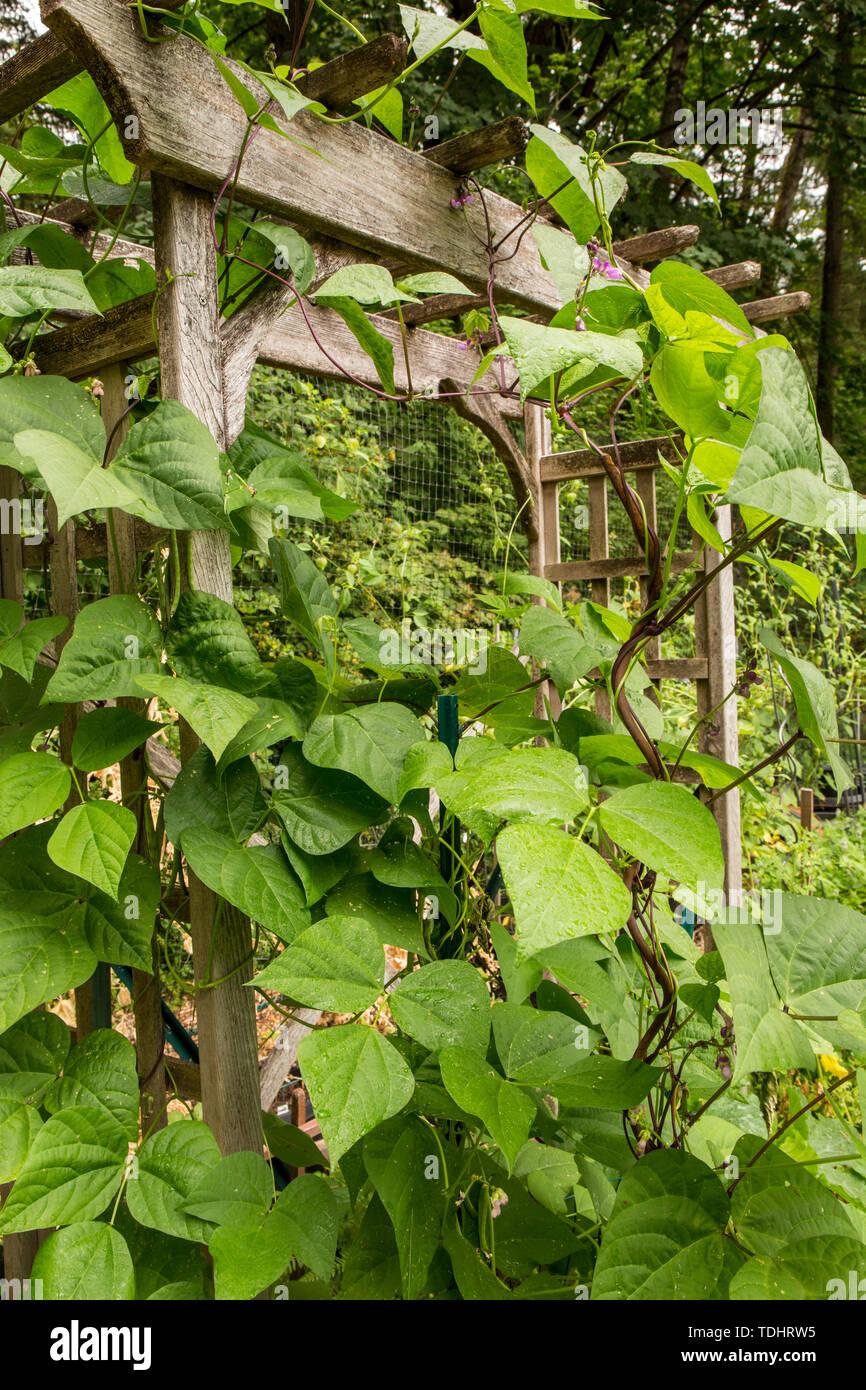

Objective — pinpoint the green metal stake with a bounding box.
[436,694,461,956]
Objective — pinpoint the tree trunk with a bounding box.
[656,1,693,146]
[770,113,814,237]
[815,9,852,442]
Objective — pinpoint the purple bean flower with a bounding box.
[592,252,624,281]
[575,314,587,331]
[450,192,475,210]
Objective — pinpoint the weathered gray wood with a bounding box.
[540,436,684,483]
[694,504,741,897]
[0,29,77,123]
[800,786,814,831]
[295,33,407,108]
[547,551,699,582]
[380,292,487,328]
[743,291,811,322]
[221,280,295,446]
[41,0,564,316]
[422,117,528,173]
[645,657,708,680]
[258,302,524,418]
[705,261,761,290]
[611,224,699,264]
[0,0,185,122]
[33,284,525,417]
[259,1009,321,1114]
[151,173,262,1158]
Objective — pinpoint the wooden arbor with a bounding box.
[0,0,811,1167]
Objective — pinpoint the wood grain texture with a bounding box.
[422,117,528,173]
[706,261,761,289]
[151,173,263,1158]
[295,33,407,108]
[611,224,699,264]
[743,291,810,322]
[42,0,564,315]
[539,436,684,483]
[546,551,699,582]
[0,29,77,123]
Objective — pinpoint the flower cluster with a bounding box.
[586,238,624,281]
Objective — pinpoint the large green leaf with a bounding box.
[337,1191,401,1299]
[298,1024,415,1166]
[0,375,103,477]
[166,589,271,694]
[389,960,491,1053]
[272,744,389,856]
[438,1046,535,1173]
[726,345,855,528]
[71,707,162,772]
[13,429,136,529]
[760,625,852,793]
[363,1115,444,1299]
[597,781,724,889]
[592,1149,730,1300]
[764,893,866,1053]
[0,1010,70,1102]
[0,266,99,318]
[630,152,719,208]
[730,1236,866,1301]
[730,1140,857,1257]
[45,595,162,702]
[525,125,626,244]
[649,259,747,332]
[714,921,815,1078]
[325,873,429,958]
[164,746,266,847]
[108,400,229,532]
[136,674,259,763]
[252,915,384,1011]
[0,614,68,683]
[47,800,136,899]
[476,5,534,106]
[0,751,71,837]
[303,703,426,804]
[44,1029,139,1140]
[209,1174,338,1298]
[216,697,308,774]
[497,823,631,958]
[126,1120,222,1242]
[518,605,599,695]
[269,537,338,676]
[0,1106,127,1232]
[445,746,589,826]
[31,1222,135,1301]
[0,904,97,1033]
[183,1151,274,1228]
[47,70,135,185]
[182,830,309,942]
[500,315,643,402]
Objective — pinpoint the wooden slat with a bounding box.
[611,224,699,264]
[381,292,487,328]
[41,0,563,316]
[0,0,186,122]
[547,551,700,582]
[539,435,683,483]
[31,287,524,417]
[0,30,78,123]
[151,173,262,1159]
[705,260,761,290]
[422,117,528,173]
[295,33,407,108]
[743,291,810,323]
[645,657,708,680]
